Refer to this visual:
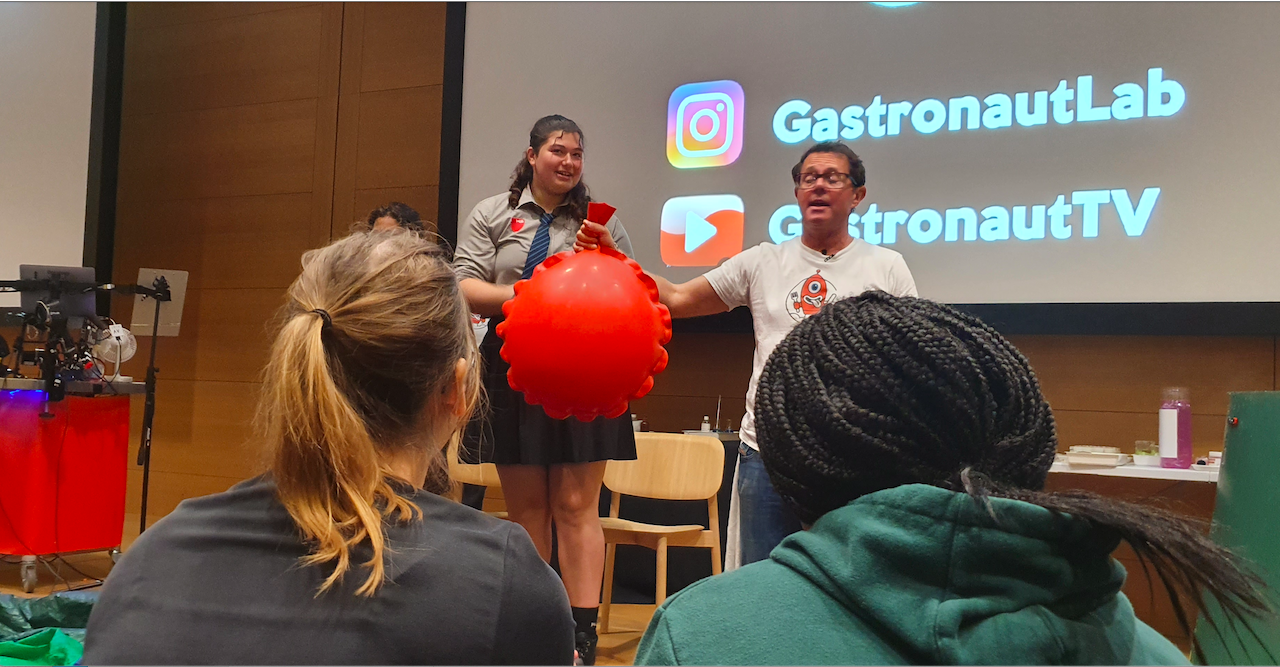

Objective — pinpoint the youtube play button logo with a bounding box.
[660,194,745,267]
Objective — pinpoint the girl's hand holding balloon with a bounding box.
[575,221,616,252]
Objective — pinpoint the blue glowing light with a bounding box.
[1,389,48,403]
[869,2,919,7]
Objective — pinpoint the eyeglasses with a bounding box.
[796,172,855,190]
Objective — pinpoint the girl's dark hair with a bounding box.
[366,202,424,232]
[755,291,1272,663]
[507,114,590,220]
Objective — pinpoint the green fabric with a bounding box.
[0,592,96,642]
[1196,391,1280,665]
[0,628,83,666]
[635,484,1189,666]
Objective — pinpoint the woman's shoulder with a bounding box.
[395,491,539,562]
[407,489,515,534]
[386,492,562,600]
[139,474,283,538]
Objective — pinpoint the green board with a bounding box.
[1196,391,1280,664]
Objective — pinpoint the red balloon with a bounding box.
[496,247,672,421]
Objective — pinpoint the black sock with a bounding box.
[571,606,598,636]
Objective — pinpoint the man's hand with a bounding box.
[574,221,617,252]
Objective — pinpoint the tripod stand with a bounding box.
[129,277,171,535]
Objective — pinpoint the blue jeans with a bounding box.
[736,443,802,565]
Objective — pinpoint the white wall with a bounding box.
[0,2,97,306]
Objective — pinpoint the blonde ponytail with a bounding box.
[256,230,480,596]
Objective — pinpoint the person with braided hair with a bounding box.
[577,141,917,569]
[633,292,1273,666]
[454,114,637,665]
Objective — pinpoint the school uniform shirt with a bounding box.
[453,188,635,286]
[705,238,918,453]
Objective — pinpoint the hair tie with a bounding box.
[311,308,333,330]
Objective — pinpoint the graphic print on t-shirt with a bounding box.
[471,313,490,346]
[787,270,838,321]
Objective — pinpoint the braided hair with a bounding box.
[507,115,591,221]
[756,291,1272,663]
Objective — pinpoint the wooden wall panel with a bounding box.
[1013,335,1274,456]
[113,1,448,529]
[357,3,446,92]
[122,5,328,114]
[1011,335,1274,415]
[649,333,755,397]
[126,3,311,31]
[630,333,754,433]
[124,380,266,480]
[112,288,284,384]
[188,289,285,382]
[353,87,444,189]
[114,193,315,291]
[125,470,241,517]
[330,3,448,233]
[115,2,347,530]
[117,100,321,202]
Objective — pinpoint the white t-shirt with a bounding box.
[704,238,918,451]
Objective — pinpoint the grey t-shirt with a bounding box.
[84,475,573,665]
[454,188,634,286]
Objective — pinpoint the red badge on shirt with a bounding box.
[510,217,525,233]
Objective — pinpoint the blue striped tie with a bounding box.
[521,212,555,280]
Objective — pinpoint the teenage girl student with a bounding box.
[453,114,635,665]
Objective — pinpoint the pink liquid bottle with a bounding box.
[1159,387,1193,469]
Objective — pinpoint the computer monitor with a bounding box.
[18,265,98,321]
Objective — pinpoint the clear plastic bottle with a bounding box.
[701,415,711,432]
[1159,387,1193,469]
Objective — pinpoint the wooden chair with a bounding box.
[446,438,505,517]
[599,432,725,633]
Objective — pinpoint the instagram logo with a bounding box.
[666,80,744,169]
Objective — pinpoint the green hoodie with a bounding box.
[635,484,1187,665]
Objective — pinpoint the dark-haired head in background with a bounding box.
[367,202,425,233]
[636,292,1271,666]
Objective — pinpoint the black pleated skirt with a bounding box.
[461,314,637,466]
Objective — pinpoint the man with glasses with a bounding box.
[576,141,917,568]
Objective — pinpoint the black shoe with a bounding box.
[574,627,598,666]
